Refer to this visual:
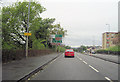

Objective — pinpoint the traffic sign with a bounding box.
[55,37,62,40]
[50,35,55,38]
[52,38,62,43]
[51,43,61,45]
[24,33,32,36]
[55,34,62,37]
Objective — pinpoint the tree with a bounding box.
[2,1,67,50]
[2,1,46,49]
[77,45,87,52]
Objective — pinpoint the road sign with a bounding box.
[55,34,62,37]
[55,37,62,40]
[52,38,62,43]
[24,33,32,36]
[51,43,61,45]
[50,35,55,38]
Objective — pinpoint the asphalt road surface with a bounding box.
[30,52,118,81]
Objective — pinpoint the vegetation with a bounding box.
[0,14,2,49]
[96,45,120,55]
[57,46,66,52]
[105,46,120,52]
[2,1,67,50]
[75,45,87,53]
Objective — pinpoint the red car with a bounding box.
[65,49,74,57]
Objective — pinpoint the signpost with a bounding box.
[51,34,62,45]
[24,33,32,36]
[51,34,63,52]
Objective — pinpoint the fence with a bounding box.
[2,49,54,63]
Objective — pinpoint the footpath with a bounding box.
[2,53,61,80]
[89,54,119,64]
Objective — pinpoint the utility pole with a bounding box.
[26,1,31,58]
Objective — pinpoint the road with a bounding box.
[29,52,118,81]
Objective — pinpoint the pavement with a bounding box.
[2,53,60,80]
[87,53,119,64]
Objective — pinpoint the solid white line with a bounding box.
[89,65,99,72]
[48,58,57,65]
[105,77,113,82]
[83,61,87,64]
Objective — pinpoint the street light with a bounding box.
[26,1,31,58]
[106,24,110,55]
[55,27,59,52]
[106,24,110,32]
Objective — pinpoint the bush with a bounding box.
[105,46,120,52]
[57,46,66,52]
[32,39,45,49]
[96,48,120,55]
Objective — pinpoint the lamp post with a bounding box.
[55,27,59,52]
[26,1,31,58]
[106,24,110,55]
[106,24,110,32]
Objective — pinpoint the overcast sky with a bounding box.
[2,0,119,47]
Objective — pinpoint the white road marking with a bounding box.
[49,58,57,65]
[105,77,113,82]
[28,78,31,80]
[89,65,99,72]
[83,61,87,64]
[34,73,37,75]
[76,56,82,60]
[32,75,35,78]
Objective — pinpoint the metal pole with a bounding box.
[26,1,31,58]
[106,24,110,55]
[106,24,110,32]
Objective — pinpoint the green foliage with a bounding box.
[77,45,87,52]
[65,46,71,49]
[2,42,17,49]
[57,46,66,52]
[105,46,120,52]
[2,1,46,49]
[32,39,45,49]
[2,1,67,50]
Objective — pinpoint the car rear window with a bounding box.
[66,50,73,52]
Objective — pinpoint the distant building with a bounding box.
[102,32,118,49]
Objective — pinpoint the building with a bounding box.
[102,32,118,49]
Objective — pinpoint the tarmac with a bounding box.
[1,52,119,81]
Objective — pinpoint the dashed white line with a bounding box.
[105,77,113,82]
[89,65,99,72]
[83,61,87,64]
[28,78,31,80]
[76,56,82,60]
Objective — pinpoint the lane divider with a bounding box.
[76,55,82,61]
[89,65,99,72]
[83,61,87,64]
[77,54,113,82]
[105,77,113,82]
